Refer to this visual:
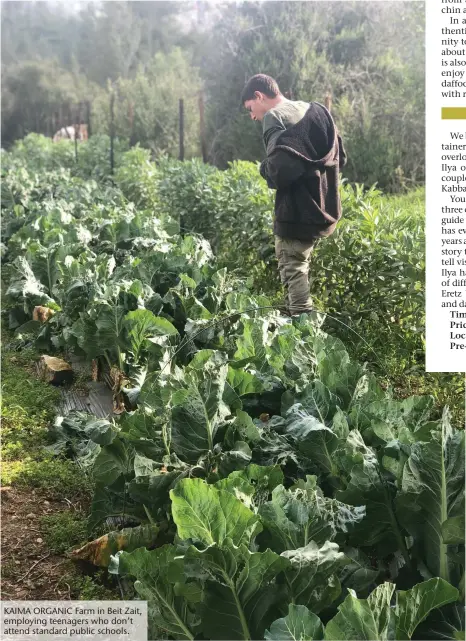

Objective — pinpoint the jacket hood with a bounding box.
[272,102,337,166]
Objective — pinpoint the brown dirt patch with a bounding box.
[1,486,86,600]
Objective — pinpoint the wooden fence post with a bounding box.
[86,101,92,138]
[65,103,72,137]
[74,103,82,164]
[74,125,79,160]
[199,91,207,163]
[179,98,184,161]
[128,100,136,147]
[325,92,332,113]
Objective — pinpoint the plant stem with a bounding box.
[384,483,412,570]
[227,577,251,641]
[143,504,155,525]
[103,352,113,370]
[304,523,309,547]
[122,482,127,522]
[162,420,171,457]
[439,424,450,583]
[47,254,53,294]
[143,572,194,641]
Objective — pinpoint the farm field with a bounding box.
[1,135,464,640]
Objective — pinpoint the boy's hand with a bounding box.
[259,159,268,180]
[260,152,305,190]
[259,159,277,189]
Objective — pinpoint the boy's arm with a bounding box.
[261,110,305,189]
[259,159,275,188]
[263,110,286,155]
[260,150,305,190]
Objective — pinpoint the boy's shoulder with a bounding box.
[263,99,310,132]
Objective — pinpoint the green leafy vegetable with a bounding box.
[265,604,324,641]
[396,410,465,584]
[170,478,262,547]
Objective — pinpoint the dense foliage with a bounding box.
[1,1,424,191]
[120,153,426,372]
[1,138,464,640]
[3,134,463,420]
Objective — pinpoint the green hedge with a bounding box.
[112,152,425,373]
[2,134,426,372]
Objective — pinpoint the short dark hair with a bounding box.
[241,74,281,103]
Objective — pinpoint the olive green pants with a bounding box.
[274,236,318,315]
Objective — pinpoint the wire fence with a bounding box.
[49,88,209,173]
[47,88,333,173]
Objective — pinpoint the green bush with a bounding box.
[5,133,129,181]
[6,133,76,171]
[202,2,424,192]
[114,145,161,210]
[311,183,425,371]
[92,48,202,159]
[114,152,425,370]
[118,156,277,292]
[0,59,98,149]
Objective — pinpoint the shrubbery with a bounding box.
[3,132,129,180]
[2,138,464,641]
[3,135,462,422]
[112,149,426,374]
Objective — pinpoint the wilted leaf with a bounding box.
[71,523,160,567]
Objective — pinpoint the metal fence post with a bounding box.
[110,89,115,175]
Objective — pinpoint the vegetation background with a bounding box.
[4,4,466,617]
[1,0,425,192]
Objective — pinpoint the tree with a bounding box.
[1,0,78,67]
[198,1,425,189]
[0,0,425,188]
[1,59,100,147]
[91,48,202,159]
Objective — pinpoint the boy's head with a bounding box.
[241,74,283,122]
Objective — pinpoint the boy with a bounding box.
[241,74,346,316]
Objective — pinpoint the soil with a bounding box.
[1,486,86,600]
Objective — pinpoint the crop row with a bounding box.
[1,141,464,640]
